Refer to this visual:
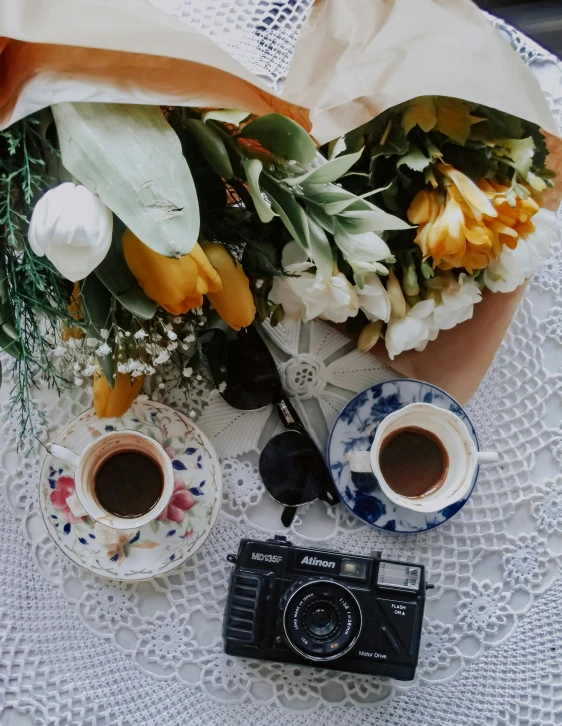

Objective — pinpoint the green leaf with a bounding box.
[81,274,112,336]
[80,274,115,386]
[202,109,250,126]
[306,204,335,234]
[435,97,484,145]
[0,267,21,359]
[241,158,276,223]
[370,122,409,158]
[396,146,432,172]
[496,137,535,175]
[283,148,364,187]
[183,119,234,179]
[337,207,411,234]
[260,174,310,250]
[52,102,200,258]
[402,97,437,134]
[94,218,158,320]
[240,113,316,163]
[306,215,333,281]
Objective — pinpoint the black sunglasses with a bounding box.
[202,324,340,526]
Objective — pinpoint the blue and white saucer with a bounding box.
[328,379,479,533]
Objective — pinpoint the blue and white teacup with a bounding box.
[348,402,498,514]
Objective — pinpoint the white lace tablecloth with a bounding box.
[2,4,562,725]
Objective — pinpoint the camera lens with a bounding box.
[283,581,362,661]
[303,602,339,638]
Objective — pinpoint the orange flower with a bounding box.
[407,165,540,274]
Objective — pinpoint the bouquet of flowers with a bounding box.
[1,0,561,441]
[270,96,560,358]
[1,95,559,440]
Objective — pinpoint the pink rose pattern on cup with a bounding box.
[50,475,84,524]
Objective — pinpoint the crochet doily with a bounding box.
[1,6,562,725]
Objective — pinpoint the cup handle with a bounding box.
[477,451,499,464]
[48,443,80,468]
[348,450,373,473]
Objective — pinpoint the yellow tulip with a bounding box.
[201,242,256,331]
[93,367,144,418]
[123,230,222,315]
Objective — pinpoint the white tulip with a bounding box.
[384,299,436,359]
[29,182,113,281]
[484,209,559,294]
[356,273,391,322]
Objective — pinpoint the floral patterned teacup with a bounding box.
[49,430,174,529]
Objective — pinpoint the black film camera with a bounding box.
[223,536,430,680]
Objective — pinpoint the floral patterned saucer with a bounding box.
[39,398,222,580]
[328,379,480,534]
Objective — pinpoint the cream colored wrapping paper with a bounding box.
[0,0,558,138]
[0,0,560,403]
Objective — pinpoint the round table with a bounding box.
[1,5,562,726]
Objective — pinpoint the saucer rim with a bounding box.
[39,399,222,582]
[327,378,480,535]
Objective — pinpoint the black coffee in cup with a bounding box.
[94,451,163,518]
[379,426,449,498]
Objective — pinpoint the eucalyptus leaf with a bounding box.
[183,119,234,179]
[306,216,333,281]
[94,218,158,320]
[283,148,364,187]
[260,174,310,250]
[202,109,250,126]
[241,159,276,223]
[52,102,200,258]
[240,113,316,164]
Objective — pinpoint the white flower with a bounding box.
[167,341,178,351]
[154,349,170,366]
[52,346,66,357]
[182,366,193,378]
[384,299,436,359]
[86,337,99,347]
[29,182,113,282]
[73,376,83,387]
[281,240,314,273]
[96,342,111,356]
[183,333,196,344]
[356,274,391,322]
[82,364,98,377]
[167,329,178,341]
[484,209,559,293]
[100,329,110,340]
[427,273,481,331]
[333,229,394,276]
[271,271,359,324]
[134,329,148,340]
